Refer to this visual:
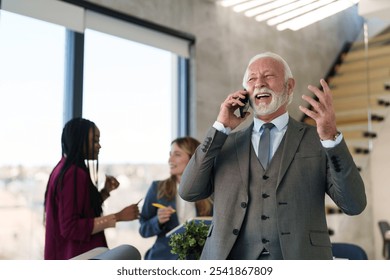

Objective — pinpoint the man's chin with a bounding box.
[253,107,277,116]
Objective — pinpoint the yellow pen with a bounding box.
[152,203,176,212]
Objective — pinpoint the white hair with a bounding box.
[242,52,293,89]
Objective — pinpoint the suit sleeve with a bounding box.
[179,127,228,202]
[325,138,367,215]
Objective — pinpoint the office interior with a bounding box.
[1,0,390,260]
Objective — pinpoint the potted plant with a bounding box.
[169,220,210,260]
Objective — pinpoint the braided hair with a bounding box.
[44,118,103,221]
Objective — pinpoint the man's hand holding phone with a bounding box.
[239,89,250,118]
[217,89,250,131]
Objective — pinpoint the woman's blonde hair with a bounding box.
[157,136,212,216]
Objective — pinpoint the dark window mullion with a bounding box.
[178,56,190,137]
[63,30,84,124]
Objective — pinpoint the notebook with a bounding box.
[165,216,212,237]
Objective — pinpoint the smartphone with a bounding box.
[239,90,249,118]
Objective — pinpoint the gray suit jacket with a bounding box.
[179,117,366,260]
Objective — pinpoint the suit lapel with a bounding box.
[233,119,306,190]
[276,117,306,188]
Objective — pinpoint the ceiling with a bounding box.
[217,0,390,31]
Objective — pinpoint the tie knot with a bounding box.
[262,123,275,131]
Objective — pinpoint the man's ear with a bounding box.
[287,78,295,95]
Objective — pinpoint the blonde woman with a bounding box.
[139,136,213,260]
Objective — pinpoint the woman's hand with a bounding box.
[157,206,175,225]
[100,175,120,201]
[104,174,120,193]
[115,204,140,222]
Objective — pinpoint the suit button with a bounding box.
[262,175,269,180]
[233,229,239,235]
[262,193,269,198]
[241,202,247,208]
[262,238,269,244]
[261,215,269,220]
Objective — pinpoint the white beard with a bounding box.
[250,86,289,116]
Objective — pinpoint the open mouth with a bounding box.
[255,93,271,99]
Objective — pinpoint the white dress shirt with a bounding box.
[213,112,343,158]
[176,183,196,224]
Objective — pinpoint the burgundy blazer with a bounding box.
[44,157,107,260]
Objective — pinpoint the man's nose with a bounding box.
[255,76,266,88]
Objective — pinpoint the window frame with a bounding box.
[62,0,195,134]
[1,0,195,133]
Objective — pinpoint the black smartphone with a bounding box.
[239,90,249,118]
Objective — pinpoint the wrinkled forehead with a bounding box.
[248,57,284,74]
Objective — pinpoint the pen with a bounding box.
[152,203,176,212]
[136,198,143,205]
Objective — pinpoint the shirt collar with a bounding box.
[253,112,289,133]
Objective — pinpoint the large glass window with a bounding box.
[83,29,177,256]
[0,10,65,259]
[0,3,189,259]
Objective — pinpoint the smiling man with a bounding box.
[179,51,366,260]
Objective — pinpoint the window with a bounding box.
[83,29,177,254]
[0,10,65,259]
[83,30,176,164]
[0,0,193,259]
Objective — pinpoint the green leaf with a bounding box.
[168,220,210,260]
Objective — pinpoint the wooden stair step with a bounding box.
[328,68,390,86]
[350,31,390,51]
[331,81,389,97]
[336,56,390,74]
[332,94,390,111]
[342,44,390,63]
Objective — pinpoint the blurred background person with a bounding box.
[43,117,140,260]
[139,136,213,260]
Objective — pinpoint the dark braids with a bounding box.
[44,118,103,221]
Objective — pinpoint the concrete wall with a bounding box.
[87,0,363,136]
[85,0,379,258]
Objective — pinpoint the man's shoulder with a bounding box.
[288,117,316,130]
[229,122,253,136]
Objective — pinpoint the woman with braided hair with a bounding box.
[44,117,139,260]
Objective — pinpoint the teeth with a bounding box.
[255,93,271,99]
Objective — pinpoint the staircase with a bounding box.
[303,28,390,172]
[302,29,390,242]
